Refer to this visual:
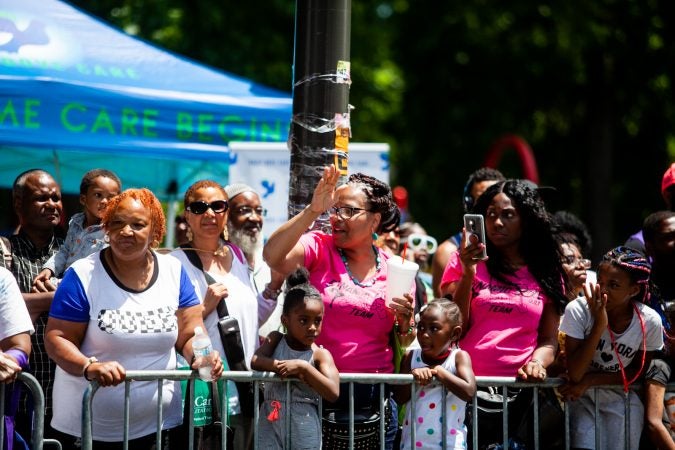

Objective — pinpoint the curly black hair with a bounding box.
[473,179,568,313]
[552,210,592,256]
[347,173,400,233]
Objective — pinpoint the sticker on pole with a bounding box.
[336,60,351,84]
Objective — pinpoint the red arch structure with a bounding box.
[483,134,539,184]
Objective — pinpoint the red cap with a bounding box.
[662,163,675,194]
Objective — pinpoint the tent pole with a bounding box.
[165,200,178,248]
[288,0,352,230]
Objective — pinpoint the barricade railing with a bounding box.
[0,372,44,450]
[79,371,674,450]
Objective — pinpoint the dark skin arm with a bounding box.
[176,304,224,381]
[46,318,127,387]
[23,291,55,323]
[517,301,559,381]
[0,332,31,383]
[559,348,654,401]
[252,331,340,402]
[394,349,476,404]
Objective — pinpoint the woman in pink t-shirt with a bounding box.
[440,179,567,448]
[263,165,414,449]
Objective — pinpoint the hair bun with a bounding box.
[286,267,311,288]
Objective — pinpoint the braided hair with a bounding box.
[419,298,464,329]
[347,173,400,233]
[473,179,568,313]
[601,246,652,303]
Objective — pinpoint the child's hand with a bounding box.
[583,283,608,329]
[276,359,309,380]
[558,377,590,401]
[412,367,437,386]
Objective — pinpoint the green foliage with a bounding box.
[71,0,675,258]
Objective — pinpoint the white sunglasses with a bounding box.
[406,233,438,254]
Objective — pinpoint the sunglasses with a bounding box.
[186,200,229,215]
[407,233,438,254]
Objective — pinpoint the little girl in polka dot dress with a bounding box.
[396,298,476,450]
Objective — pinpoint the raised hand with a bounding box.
[309,165,340,214]
[458,229,485,274]
[583,282,608,329]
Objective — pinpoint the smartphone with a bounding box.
[463,214,488,260]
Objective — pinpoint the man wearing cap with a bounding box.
[625,162,675,254]
[224,183,284,336]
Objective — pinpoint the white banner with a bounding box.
[228,142,390,237]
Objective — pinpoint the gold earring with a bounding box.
[186,228,193,241]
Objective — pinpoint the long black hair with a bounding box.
[473,179,567,313]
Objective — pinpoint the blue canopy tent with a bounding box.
[0,0,291,199]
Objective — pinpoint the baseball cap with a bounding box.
[661,163,675,194]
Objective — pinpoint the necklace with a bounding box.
[337,245,381,288]
[186,241,229,257]
[607,302,646,394]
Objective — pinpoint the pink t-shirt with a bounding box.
[300,231,395,373]
[441,252,550,376]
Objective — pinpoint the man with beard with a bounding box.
[224,183,284,337]
[0,169,65,443]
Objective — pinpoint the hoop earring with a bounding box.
[151,239,160,248]
[186,228,193,242]
[103,234,110,243]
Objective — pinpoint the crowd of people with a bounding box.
[1,163,675,450]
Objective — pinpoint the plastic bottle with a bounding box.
[192,326,213,381]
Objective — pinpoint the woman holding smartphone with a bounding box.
[440,179,567,447]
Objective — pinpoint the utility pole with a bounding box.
[288,0,352,230]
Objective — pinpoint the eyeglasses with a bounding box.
[186,200,228,215]
[329,206,370,220]
[234,206,267,218]
[407,233,438,254]
[561,255,591,269]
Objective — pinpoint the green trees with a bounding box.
[73,0,675,257]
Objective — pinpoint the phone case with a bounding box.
[463,214,488,260]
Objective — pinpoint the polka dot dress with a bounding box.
[401,348,467,449]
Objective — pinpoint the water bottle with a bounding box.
[192,326,213,381]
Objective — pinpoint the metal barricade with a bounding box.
[0,372,44,450]
[79,371,675,450]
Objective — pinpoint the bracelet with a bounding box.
[529,358,544,368]
[83,356,98,381]
[5,348,28,369]
[262,284,282,300]
[394,320,415,337]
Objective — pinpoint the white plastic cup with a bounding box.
[386,256,419,306]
